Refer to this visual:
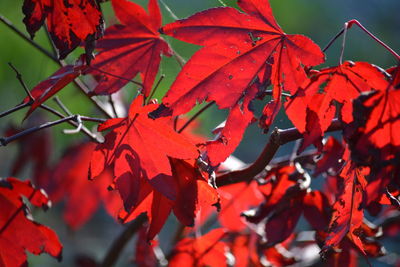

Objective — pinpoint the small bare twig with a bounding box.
[177,101,215,133]
[101,214,148,267]
[146,74,165,104]
[0,15,58,62]
[0,115,105,146]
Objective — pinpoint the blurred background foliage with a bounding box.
[0,0,399,266]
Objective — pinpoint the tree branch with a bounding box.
[0,115,105,146]
[216,119,342,187]
[101,214,148,267]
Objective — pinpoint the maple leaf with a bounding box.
[285,61,387,152]
[119,158,219,239]
[169,228,228,267]
[314,136,345,176]
[206,84,258,166]
[89,96,208,238]
[322,161,367,255]
[347,65,400,167]
[229,233,262,267]
[22,0,104,59]
[90,95,199,204]
[23,56,87,118]
[0,177,62,266]
[156,0,324,123]
[88,0,172,97]
[50,142,122,230]
[218,180,264,231]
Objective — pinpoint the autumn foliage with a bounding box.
[0,0,399,266]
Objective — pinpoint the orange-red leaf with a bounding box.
[0,178,62,266]
[158,0,324,123]
[23,57,87,118]
[322,162,366,254]
[285,61,387,151]
[169,228,228,267]
[89,0,172,96]
[22,0,104,59]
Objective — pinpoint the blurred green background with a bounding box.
[0,0,399,266]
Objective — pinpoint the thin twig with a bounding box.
[101,214,148,267]
[39,104,104,141]
[108,95,118,118]
[216,119,342,187]
[216,0,227,6]
[146,74,165,104]
[339,22,349,64]
[347,19,400,61]
[8,63,34,100]
[0,14,58,62]
[53,97,73,116]
[177,102,215,133]
[1,115,75,146]
[159,0,179,20]
[0,102,31,118]
[322,28,344,53]
[89,66,143,87]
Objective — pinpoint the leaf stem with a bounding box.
[159,0,179,20]
[216,119,342,186]
[322,28,344,53]
[346,19,400,61]
[101,213,148,267]
[177,101,215,133]
[146,74,165,104]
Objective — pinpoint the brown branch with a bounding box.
[216,119,342,187]
[101,213,148,267]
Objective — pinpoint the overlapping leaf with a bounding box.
[348,65,400,167]
[89,0,172,96]
[23,56,87,118]
[89,95,215,238]
[322,161,367,255]
[206,85,257,166]
[285,61,387,152]
[0,177,62,266]
[50,142,122,230]
[169,228,228,267]
[22,0,104,59]
[157,0,324,121]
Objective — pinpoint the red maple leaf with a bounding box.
[348,65,400,167]
[90,95,199,204]
[322,161,367,255]
[50,142,123,230]
[0,177,62,266]
[157,0,324,122]
[89,0,172,97]
[22,0,104,59]
[89,95,210,238]
[285,61,387,152]
[206,84,258,166]
[23,56,87,118]
[169,228,228,267]
[118,158,219,240]
[218,180,264,231]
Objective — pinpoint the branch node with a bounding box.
[63,115,82,134]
